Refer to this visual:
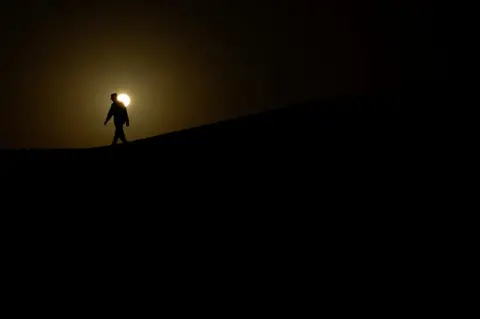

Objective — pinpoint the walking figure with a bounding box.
[105,93,130,145]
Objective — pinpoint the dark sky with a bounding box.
[0,0,445,149]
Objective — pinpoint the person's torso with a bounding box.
[111,103,127,124]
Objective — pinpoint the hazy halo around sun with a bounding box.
[117,93,131,107]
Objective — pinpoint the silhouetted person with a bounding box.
[105,93,130,145]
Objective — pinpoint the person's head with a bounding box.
[111,93,118,102]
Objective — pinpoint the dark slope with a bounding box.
[1,91,450,263]
[1,94,424,160]
[2,89,447,194]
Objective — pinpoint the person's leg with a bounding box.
[118,126,127,144]
[112,128,120,145]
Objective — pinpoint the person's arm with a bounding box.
[125,109,130,127]
[104,107,113,125]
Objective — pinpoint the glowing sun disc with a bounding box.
[117,94,131,107]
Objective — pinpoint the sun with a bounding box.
[117,93,131,107]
